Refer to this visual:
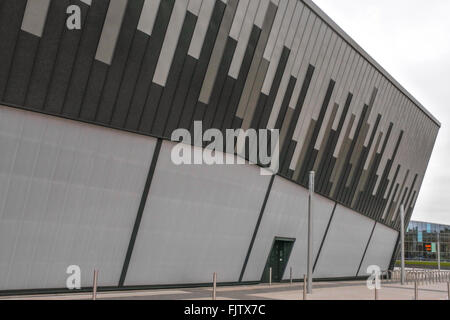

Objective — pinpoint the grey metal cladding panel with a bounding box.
[242,176,334,282]
[188,0,216,59]
[314,205,374,278]
[21,0,51,38]
[358,223,398,276]
[152,0,190,87]
[125,141,271,286]
[137,0,161,36]
[95,0,129,65]
[0,105,156,290]
[199,0,238,104]
[236,2,278,121]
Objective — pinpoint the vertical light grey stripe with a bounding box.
[188,0,203,15]
[236,1,278,119]
[188,0,215,59]
[152,0,189,86]
[254,0,271,29]
[229,0,250,41]
[261,0,298,95]
[21,0,51,37]
[228,0,259,79]
[95,0,129,65]
[137,0,161,36]
[262,0,287,61]
[199,0,239,104]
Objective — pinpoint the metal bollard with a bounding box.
[448,282,450,301]
[212,272,217,300]
[414,281,418,300]
[269,267,272,286]
[303,275,307,300]
[290,267,293,285]
[92,269,99,301]
[375,287,379,300]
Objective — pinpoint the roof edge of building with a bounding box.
[303,0,441,128]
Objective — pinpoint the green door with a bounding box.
[262,238,295,283]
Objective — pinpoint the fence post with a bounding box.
[92,270,99,301]
[212,272,217,301]
[269,267,272,286]
[414,281,418,300]
[290,267,293,285]
[303,275,307,300]
[447,282,450,301]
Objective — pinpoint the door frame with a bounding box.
[260,237,296,282]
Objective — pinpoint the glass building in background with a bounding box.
[405,221,450,262]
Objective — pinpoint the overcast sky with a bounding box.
[313,0,450,225]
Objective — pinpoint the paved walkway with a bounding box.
[1,280,449,300]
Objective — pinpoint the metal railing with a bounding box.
[381,268,450,300]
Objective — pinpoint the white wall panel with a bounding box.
[314,205,375,278]
[0,106,156,290]
[358,223,398,276]
[125,141,271,285]
[243,176,334,281]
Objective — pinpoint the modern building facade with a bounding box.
[404,221,450,263]
[0,0,440,293]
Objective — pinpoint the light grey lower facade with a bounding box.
[0,105,399,292]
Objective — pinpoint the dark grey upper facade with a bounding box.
[0,0,440,231]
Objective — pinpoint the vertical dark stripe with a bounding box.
[317,93,352,194]
[356,221,377,276]
[44,0,91,113]
[178,0,227,130]
[372,131,404,221]
[80,60,109,120]
[239,175,276,282]
[280,65,315,175]
[274,77,296,131]
[202,37,238,131]
[149,11,198,136]
[0,0,28,100]
[358,123,393,213]
[256,46,290,130]
[334,104,369,200]
[124,0,175,130]
[164,55,198,135]
[96,0,146,124]
[26,0,70,110]
[221,25,261,131]
[212,75,236,131]
[3,31,40,105]
[119,138,163,287]
[299,79,336,185]
[62,0,111,117]
[110,31,152,127]
[346,114,382,205]
[313,202,337,272]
